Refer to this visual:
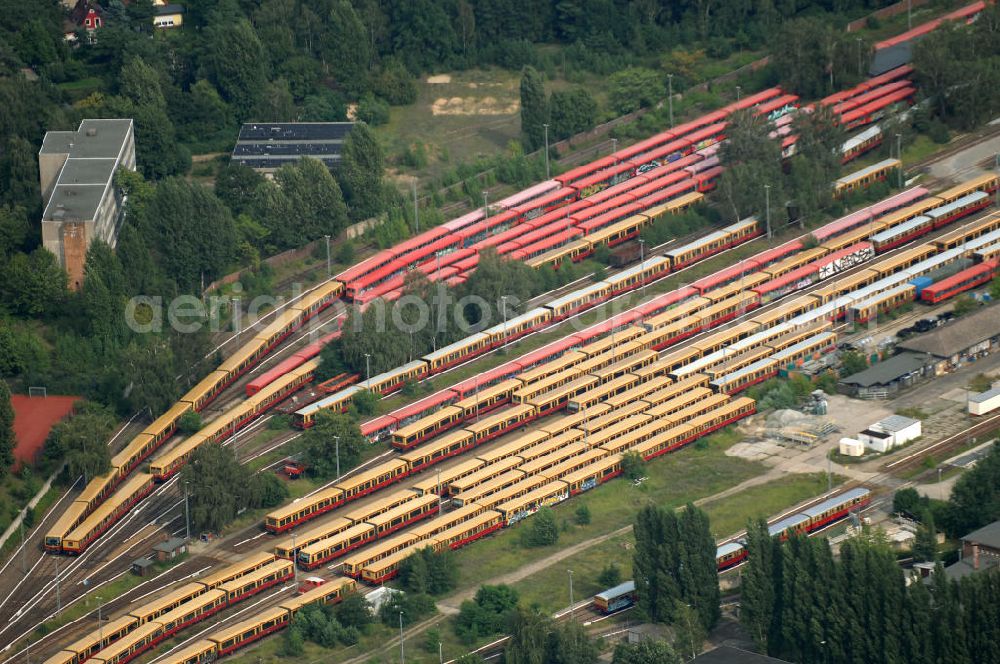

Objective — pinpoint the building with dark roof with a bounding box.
[39,118,136,289]
[232,122,354,173]
[944,520,1000,580]
[838,351,934,398]
[897,306,1000,372]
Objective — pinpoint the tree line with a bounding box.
[740,521,1000,664]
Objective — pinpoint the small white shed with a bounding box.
[839,437,865,457]
[969,386,1000,416]
[859,415,921,453]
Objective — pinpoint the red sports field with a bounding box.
[10,395,80,468]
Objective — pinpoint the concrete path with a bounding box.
[930,132,1000,180]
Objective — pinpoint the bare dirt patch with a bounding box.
[426,74,452,84]
[430,95,520,116]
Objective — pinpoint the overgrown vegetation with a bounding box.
[180,443,288,533]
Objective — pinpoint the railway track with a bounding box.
[7,157,999,663]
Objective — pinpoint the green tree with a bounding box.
[545,621,599,664]
[740,518,777,651]
[181,441,287,533]
[612,639,682,664]
[334,592,373,631]
[0,379,15,475]
[0,205,31,259]
[122,339,180,415]
[519,66,548,151]
[42,402,115,483]
[574,503,591,525]
[204,19,267,120]
[839,350,868,376]
[283,626,305,656]
[912,510,938,562]
[296,412,366,479]
[214,163,264,217]
[672,600,707,660]
[1,248,67,317]
[504,606,549,664]
[82,241,129,348]
[621,451,645,480]
[455,584,519,643]
[143,177,237,291]
[337,123,384,222]
[520,507,559,547]
[180,80,231,142]
[273,157,349,246]
[608,68,665,114]
[941,442,1000,536]
[598,562,621,588]
[253,77,296,121]
[892,487,930,519]
[549,88,597,141]
[0,137,41,212]
[717,109,785,224]
[321,0,371,97]
[633,504,718,629]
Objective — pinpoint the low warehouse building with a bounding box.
[897,306,1000,373]
[838,352,934,398]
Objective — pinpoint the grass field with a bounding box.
[380,70,522,183]
[445,426,759,592]
[510,472,841,614]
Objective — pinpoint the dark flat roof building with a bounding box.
[232,122,354,173]
[838,351,934,398]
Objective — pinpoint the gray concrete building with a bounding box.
[39,118,135,289]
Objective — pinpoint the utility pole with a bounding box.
[324,235,331,276]
[438,641,443,664]
[896,133,903,189]
[412,180,419,233]
[827,455,832,492]
[364,353,371,383]
[436,468,442,513]
[334,435,340,478]
[97,596,104,645]
[764,184,772,240]
[567,569,574,618]
[856,38,863,76]
[55,558,62,616]
[908,0,912,30]
[184,480,191,540]
[736,85,741,102]
[399,611,405,664]
[501,295,509,350]
[639,239,647,298]
[667,74,674,128]
[611,138,617,154]
[291,532,298,585]
[543,124,550,179]
[482,191,489,223]
[19,509,26,574]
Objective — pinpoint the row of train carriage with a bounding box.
[44,173,999,556]
[43,551,357,664]
[595,487,873,613]
[44,484,872,664]
[45,70,929,553]
[260,201,1000,566]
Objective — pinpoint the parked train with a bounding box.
[594,488,872,614]
[43,282,341,554]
